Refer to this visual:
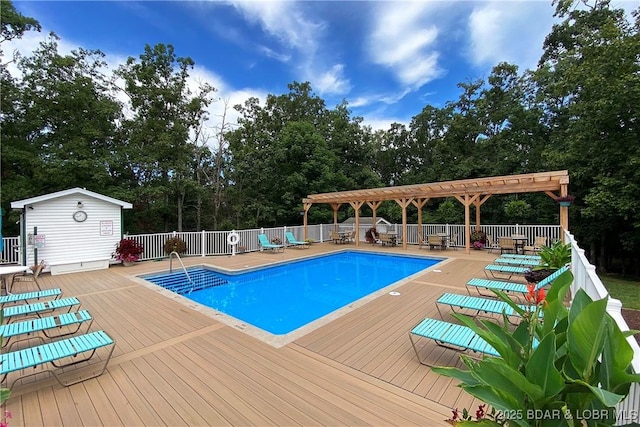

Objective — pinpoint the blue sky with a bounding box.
[6,1,636,130]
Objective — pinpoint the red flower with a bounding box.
[476,404,486,419]
[526,282,546,305]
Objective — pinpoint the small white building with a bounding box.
[11,188,133,275]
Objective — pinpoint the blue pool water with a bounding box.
[142,251,440,335]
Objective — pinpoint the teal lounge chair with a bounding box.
[436,292,540,324]
[493,257,540,267]
[257,234,284,252]
[0,330,115,388]
[0,310,93,350]
[501,254,541,261]
[285,231,309,248]
[468,266,569,297]
[0,288,62,306]
[484,264,528,280]
[3,297,81,322]
[409,317,499,365]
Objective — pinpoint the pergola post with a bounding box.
[455,194,480,254]
[349,201,365,246]
[367,201,383,232]
[394,198,413,250]
[474,195,492,231]
[331,203,341,232]
[411,198,429,246]
[302,201,312,239]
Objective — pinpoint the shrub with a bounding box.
[163,237,187,255]
[470,230,487,245]
[113,238,144,263]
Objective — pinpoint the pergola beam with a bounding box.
[303,171,570,247]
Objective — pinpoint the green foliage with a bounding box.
[437,199,463,224]
[432,271,640,426]
[504,200,532,224]
[163,237,187,255]
[535,240,572,271]
[470,230,487,244]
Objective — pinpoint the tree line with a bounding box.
[1,0,638,276]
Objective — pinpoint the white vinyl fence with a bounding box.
[565,229,639,425]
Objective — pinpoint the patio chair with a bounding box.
[257,234,284,252]
[10,259,46,292]
[524,236,547,255]
[285,231,309,248]
[498,237,517,254]
[485,235,500,253]
[2,297,81,322]
[427,235,444,250]
[484,264,528,280]
[0,329,115,388]
[0,288,62,306]
[448,234,458,250]
[329,231,344,244]
[1,309,93,350]
[467,266,569,297]
[409,317,499,365]
[493,257,540,267]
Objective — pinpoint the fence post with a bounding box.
[201,230,206,257]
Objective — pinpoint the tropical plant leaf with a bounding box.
[525,333,565,402]
[431,365,482,387]
[567,294,608,381]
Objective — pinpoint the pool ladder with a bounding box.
[169,251,196,293]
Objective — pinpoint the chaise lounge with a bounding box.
[409,317,499,365]
[285,231,309,248]
[0,310,93,350]
[468,266,569,297]
[0,330,115,388]
[257,233,284,252]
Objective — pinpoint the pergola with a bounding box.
[302,170,570,254]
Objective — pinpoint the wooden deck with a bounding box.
[4,244,503,426]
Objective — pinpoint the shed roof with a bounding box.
[11,187,133,209]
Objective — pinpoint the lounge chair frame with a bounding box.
[1,310,93,350]
[0,330,115,388]
[409,317,498,366]
[484,264,529,280]
[468,266,569,298]
[3,297,81,322]
[0,288,62,306]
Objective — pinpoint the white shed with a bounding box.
[11,188,133,275]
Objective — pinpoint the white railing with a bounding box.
[114,223,562,261]
[1,223,562,264]
[0,236,20,264]
[565,229,639,425]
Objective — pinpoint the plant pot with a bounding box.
[122,261,136,267]
[559,201,571,207]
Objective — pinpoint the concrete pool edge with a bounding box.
[130,250,454,348]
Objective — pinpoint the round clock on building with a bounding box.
[73,210,88,222]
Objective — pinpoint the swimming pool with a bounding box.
[141,251,441,336]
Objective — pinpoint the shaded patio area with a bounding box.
[5,245,508,426]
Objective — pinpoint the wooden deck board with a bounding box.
[3,245,504,426]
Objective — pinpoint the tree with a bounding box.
[535,0,640,272]
[1,35,122,210]
[116,43,215,232]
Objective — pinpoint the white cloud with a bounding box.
[467,1,555,69]
[367,2,445,89]
[0,28,267,149]
[226,0,350,96]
